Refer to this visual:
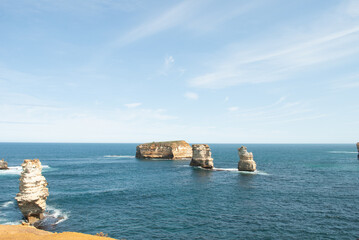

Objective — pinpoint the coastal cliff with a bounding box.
[0,225,117,240]
[0,159,9,170]
[190,144,214,169]
[136,140,192,159]
[15,159,49,224]
[238,146,256,172]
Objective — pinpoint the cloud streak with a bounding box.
[188,4,359,89]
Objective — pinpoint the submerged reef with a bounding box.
[136,140,192,160]
[15,159,49,224]
[0,159,9,170]
[238,146,256,172]
[190,144,214,169]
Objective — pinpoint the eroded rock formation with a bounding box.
[0,159,9,170]
[190,144,214,169]
[15,159,49,224]
[238,146,256,172]
[136,140,192,159]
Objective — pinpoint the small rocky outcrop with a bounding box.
[238,146,256,172]
[136,140,192,160]
[190,144,214,169]
[357,142,359,159]
[15,159,49,224]
[0,159,9,170]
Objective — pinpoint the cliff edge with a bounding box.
[136,140,192,160]
[0,225,117,240]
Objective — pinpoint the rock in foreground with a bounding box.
[190,144,214,169]
[0,159,9,170]
[0,225,117,240]
[238,146,256,172]
[15,159,49,224]
[136,140,192,160]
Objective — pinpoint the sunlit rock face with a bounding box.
[190,144,214,169]
[238,146,256,172]
[136,140,192,160]
[15,159,49,224]
[0,159,9,170]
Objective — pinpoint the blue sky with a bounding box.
[0,0,358,143]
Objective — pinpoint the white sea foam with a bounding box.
[45,205,69,224]
[0,165,51,175]
[1,201,14,208]
[104,155,135,158]
[3,221,22,225]
[328,151,358,154]
[193,166,270,175]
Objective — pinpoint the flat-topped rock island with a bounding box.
[136,140,192,160]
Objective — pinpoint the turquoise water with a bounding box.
[1,143,359,239]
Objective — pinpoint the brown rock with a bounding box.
[0,159,9,170]
[190,144,214,169]
[238,146,256,172]
[15,159,49,224]
[136,140,192,160]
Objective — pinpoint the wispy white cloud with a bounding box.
[124,102,142,108]
[228,106,238,112]
[112,1,202,47]
[188,2,359,89]
[184,92,199,100]
[229,97,325,124]
[159,55,175,76]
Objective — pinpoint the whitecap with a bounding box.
[104,155,135,158]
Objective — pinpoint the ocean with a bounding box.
[1,143,359,239]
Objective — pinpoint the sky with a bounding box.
[0,0,359,143]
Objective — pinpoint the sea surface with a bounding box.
[1,143,359,239]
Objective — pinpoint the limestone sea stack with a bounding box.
[190,144,214,169]
[136,140,192,159]
[0,159,9,170]
[15,159,49,224]
[238,146,256,172]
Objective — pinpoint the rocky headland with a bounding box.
[0,225,117,240]
[190,144,214,169]
[136,140,192,159]
[15,159,49,224]
[0,159,9,170]
[238,146,256,172]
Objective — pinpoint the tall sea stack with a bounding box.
[136,140,192,160]
[238,146,256,172]
[0,159,9,170]
[190,144,214,169]
[15,159,49,224]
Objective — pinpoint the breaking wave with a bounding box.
[44,205,69,225]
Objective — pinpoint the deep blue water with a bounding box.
[1,143,359,239]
